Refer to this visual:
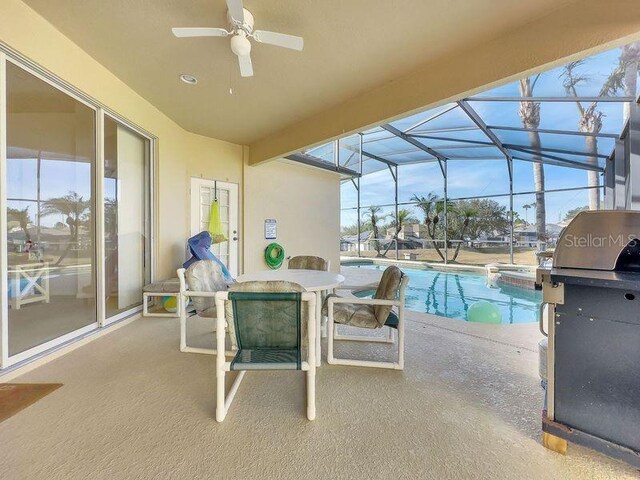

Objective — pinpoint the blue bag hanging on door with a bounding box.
[183,231,234,283]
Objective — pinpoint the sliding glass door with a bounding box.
[103,116,151,318]
[0,54,154,367]
[5,61,97,357]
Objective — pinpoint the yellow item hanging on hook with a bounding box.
[208,198,227,244]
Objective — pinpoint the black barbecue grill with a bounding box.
[539,210,640,467]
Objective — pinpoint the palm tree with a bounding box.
[382,208,417,257]
[518,76,546,243]
[561,62,617,209]
[513,214,526,228]
[450,205,478,262]
[561,47,640,210]
[412,192,446,261]
[41,191,91,265]
[7,206,32,242]
[622,42,640,120]
[363,206,386,256]
[522,203,532,224]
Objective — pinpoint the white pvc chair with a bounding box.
[326,267,409,370]
[214,283,317,422]
[177,261,233,355]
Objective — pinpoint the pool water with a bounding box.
[350,264,542,324]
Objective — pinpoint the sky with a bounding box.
[7,157,93,228]
[338,45,633,229]
[3,45,633,232]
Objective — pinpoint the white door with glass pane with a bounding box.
[190,178,239,277]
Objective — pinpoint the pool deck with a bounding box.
[340,266,540,352]
[340,265,384,290]
[0,268,636,478]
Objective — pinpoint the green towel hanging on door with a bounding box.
[208,199,227,244]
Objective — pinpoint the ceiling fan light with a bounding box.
[230,34,251,56]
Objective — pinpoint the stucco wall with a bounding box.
[243,160,341,273]
[0,0,244,279]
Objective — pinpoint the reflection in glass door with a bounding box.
[5,61,97,356]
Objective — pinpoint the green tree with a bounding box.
[341,218,374,236]
[412,195,509,262]
[563,205,588,222]
[447,199,510,262]
[341,224,358,235]
[512,211,526,228]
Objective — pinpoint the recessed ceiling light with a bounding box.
[180,74,198,85]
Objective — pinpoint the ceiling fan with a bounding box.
[172,0,304,78]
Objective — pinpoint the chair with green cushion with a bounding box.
[324,265,409,370]
[214,280,317,422]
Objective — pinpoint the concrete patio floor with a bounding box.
[1,304,638,479]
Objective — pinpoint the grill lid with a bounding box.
[553,211,640,271]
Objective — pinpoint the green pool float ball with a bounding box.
[467,301,502,324]
[163,295,178,313]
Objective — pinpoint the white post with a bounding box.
[357,133,362,258]
[177,268,188,351]
[614,138,626,209]
[508,158,514,265]
[215,293,227,422]
[96,109,106,326]
[315,290,322,366]
[326,297,335,365]
[443,160,448,264]
[306,293,316,420]
[394,165,399,261]
[627,103,640,209]
[0,53,8,368]
[397,277,407,370]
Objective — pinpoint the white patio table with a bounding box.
[236,269,345,366]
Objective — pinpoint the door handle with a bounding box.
[539,302,548,337]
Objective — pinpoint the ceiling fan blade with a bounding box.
[226,0,245,24]
[238,54,253,77]
[253,30,304,51]
[172,27,228,38]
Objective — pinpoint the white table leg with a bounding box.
[315,290,322,366]
[321,290,328,338]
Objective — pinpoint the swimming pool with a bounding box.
[349,263,542,324]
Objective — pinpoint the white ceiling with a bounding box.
[23,0,572,145]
